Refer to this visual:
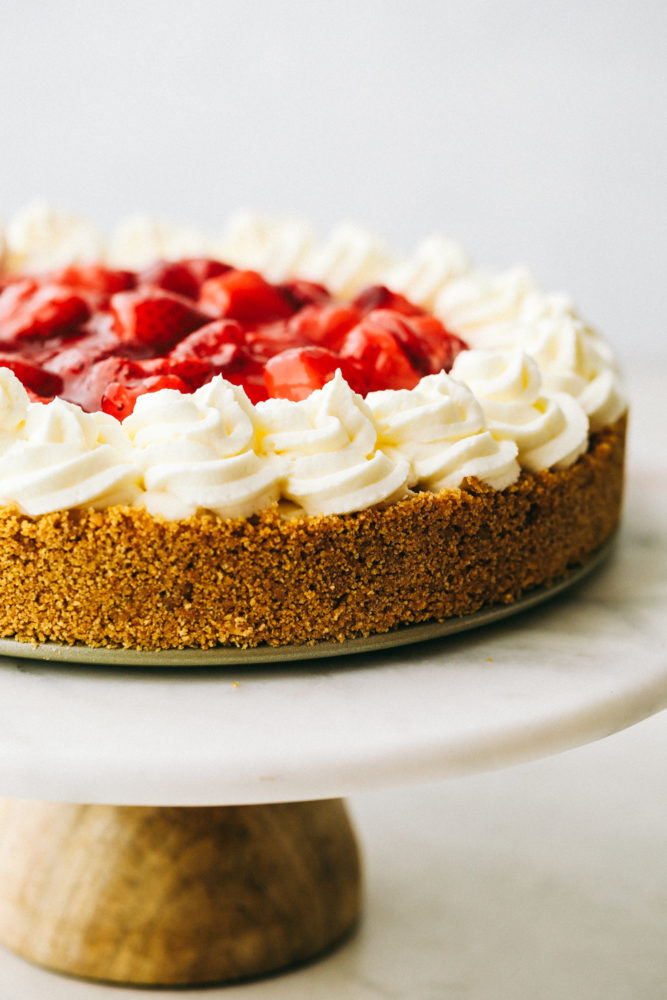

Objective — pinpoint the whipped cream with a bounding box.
[298,224,393,298]
[107,215,216,269]
[0,367,30,441]
[217,211,315,283]
[380,235,470,311]
[256,371,409,515]
[124,377,282,519]
[0,371,140,516]
[451,350,589,472]
[4,202,103,272]
[450,311,625,434]
[435,266,551,334]
[513,315,626,432]
[367,372,519,491]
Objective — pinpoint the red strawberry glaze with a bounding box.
[0,263,467,417]
[139,258,231,300]
[198,269,295,325]
[0,280,91,341]
[110,289,213,353]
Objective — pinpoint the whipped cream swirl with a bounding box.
[107,215,216,269]
[452,350,589,472]
[5,202,103,272]
[452,310,626,434]
[380,235,470,311]
[367,372,520,491]
[0,367,30,448]
[217,212,315,283]
[124,377,282,519]
[434,266,544,334]
[0,375,140,516]
[299,224,393,298]
[514,315,626,432]
[256,371,409,516]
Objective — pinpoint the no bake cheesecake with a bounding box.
[0,206,626,649]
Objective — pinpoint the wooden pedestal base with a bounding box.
[0,798,361,987]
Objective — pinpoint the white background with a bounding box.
[1,0,665,367]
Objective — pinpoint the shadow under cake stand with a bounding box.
[0,541,665,988]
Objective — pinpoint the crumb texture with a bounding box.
[0,419,626,651]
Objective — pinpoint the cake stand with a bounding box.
[0,473,665,989]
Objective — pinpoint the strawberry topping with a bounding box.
[110,289,212,352]
[199,270,295,324]
[0,259,467,417]
[139,258,231,300]
[0,280,91,341]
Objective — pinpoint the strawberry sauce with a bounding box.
[0,259,467,419]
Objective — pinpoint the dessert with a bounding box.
[0,205,626,650]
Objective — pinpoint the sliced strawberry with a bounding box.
[246,304,361,364]
[245,319,312,364]
[199,270,294,324]
[278,279,331,311]
[35,314,120,366]
[99,382,137,420]
[263,347,366,401]
[0,279,38,312]
[139,258,231,301]
[174,343,269,403]
[353,285,424,317]
[73,356,141,412]
[41,264,136,300]
[131,355,212,392]
[220,357,269,404]
[168,318,245,361]
[287,304,362,353]
[109,289,211,352]
[101,374,189,420]
[344,309,466,379]
[0,356,64,400]
[404,314,467,373]
[358,310,434,376]
[0,272,26,294]
[24,386,56,405]
[339,317,423,391]
[29,319,123,409]
[0,280,91,341]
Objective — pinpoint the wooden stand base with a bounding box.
[0,798,361,987]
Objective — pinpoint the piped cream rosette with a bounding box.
[366,372,519,492]
[124,377,282,520]
[451,349,589,473]
[3,202,103,272]
[434,266,546,335]
[107,216,217,270]
[0,366,30,448]
[512,315,626,433]
[298,224,393,299]
[377,235,470,311]
[216,212,316,284]
[0,369,140,516]
[255,371,409,516]
[432,265,625,435]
